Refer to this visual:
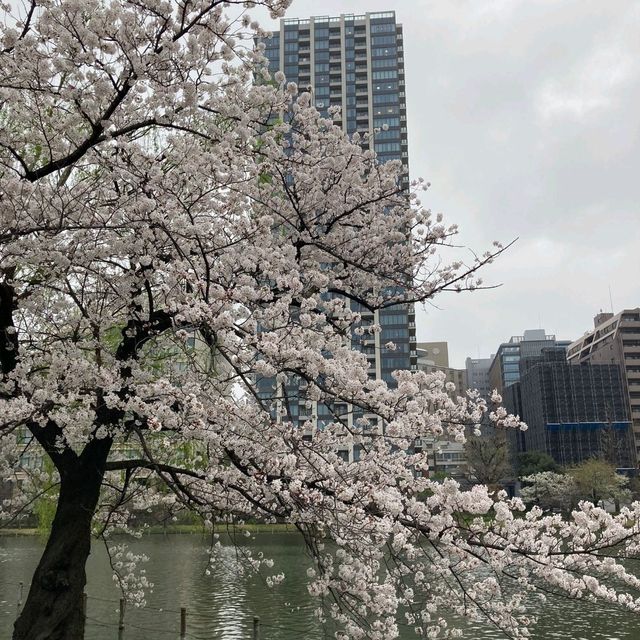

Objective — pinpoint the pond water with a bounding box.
[0,532,638,639]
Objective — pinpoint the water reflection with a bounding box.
[0,533,639,639]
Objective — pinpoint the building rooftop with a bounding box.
[283,12,397,25]
[507,330,557,344]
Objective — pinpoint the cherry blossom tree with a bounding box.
[520,471,576,514]
[2,2,640,640]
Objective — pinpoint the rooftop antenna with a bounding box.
[608,285,614,314]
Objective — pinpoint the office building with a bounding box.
[505,347,633,471]
[567,309,640,463]
[488,329,571,396]
[465,355,494,399]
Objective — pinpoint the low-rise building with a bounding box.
[414,437,468,481]
[414,342,468,478]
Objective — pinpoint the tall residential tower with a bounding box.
[260,11,417,395]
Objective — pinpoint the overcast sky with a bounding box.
[257,0,640,367]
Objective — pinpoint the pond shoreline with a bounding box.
[0,523,298,537]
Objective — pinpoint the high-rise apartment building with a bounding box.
[258,12,417,441]
[567,309,640,463]
[261,12,409,183]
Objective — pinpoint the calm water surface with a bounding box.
[0,533,638,639]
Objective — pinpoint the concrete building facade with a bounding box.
[465,355,494,399]
[416,342,467,398]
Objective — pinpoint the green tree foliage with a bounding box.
[569,459,630,507]
[521,460,630,514]
[516,451,560,479]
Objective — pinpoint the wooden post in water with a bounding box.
[180,607,187,639]
[253,616,260,640]
[16,581,23,614]
[118,598,125,631]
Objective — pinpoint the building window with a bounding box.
[371,23,396,34]
[372,47,397,57]
[373,93,398,105]
[372,70,398,80]
[372,35,396,46]
[374,116,400,128]
[372,58,397,69]
[374,129,400,140]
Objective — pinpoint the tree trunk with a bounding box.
[13,443,108,640]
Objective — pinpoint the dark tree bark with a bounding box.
[5,285,170,638]
[0,277,18,376]
[12,438,111,640]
